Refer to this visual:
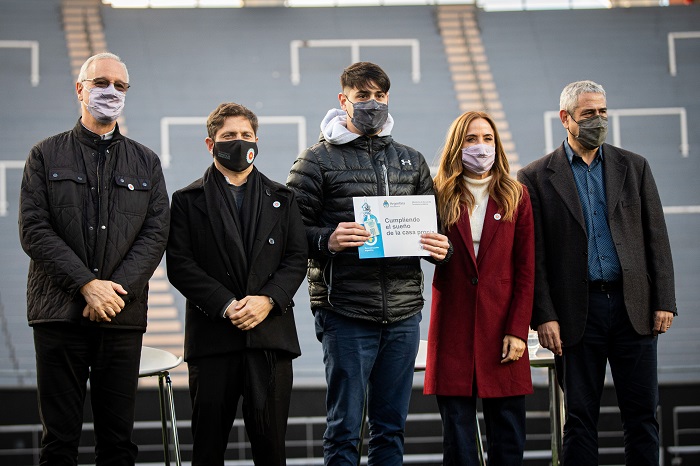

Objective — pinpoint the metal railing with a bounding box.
[667,31,700,77]
[669,406,700,464]
[543,107,689,157]
[0,40,40,86]
[102,0,674,10]
[0,414,429,463]
[0,407,662,464]
[159,116,307,169]
[0,161,26,217]
[290,39,420,85]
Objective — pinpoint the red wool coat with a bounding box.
[424,187,535,398]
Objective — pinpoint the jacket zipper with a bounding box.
[369,139,390,324]
[91,148,104,276]
[382,163,390,196]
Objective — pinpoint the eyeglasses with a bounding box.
[82,77,130,93]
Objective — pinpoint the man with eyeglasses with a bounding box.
[19,52,170,465]
[287,61,451,465]
[518,80,676,466]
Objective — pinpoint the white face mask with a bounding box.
[84,83,125,123]
[461,144,496,174]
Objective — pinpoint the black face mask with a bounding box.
[213,139,258,172]
[348,98,389,136]
[569,113,608,150]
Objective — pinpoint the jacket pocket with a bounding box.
[47,168,87,207]
[113,174,151,215]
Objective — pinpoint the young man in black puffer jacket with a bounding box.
[287,61,451,465]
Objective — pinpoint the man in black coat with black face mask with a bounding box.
[167,102,307,466]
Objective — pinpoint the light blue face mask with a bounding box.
[84,83,125,123]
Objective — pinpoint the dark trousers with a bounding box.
[437,395,526,466]
[556,289,659,466]
[187,351,293,466]
[33,323,143,466]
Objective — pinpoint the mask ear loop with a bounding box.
[565,112,580,142]
[343,94,354,120]
[566,112,606,146]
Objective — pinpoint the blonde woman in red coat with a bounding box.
[424,111,535,465]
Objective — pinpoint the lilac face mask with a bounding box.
[461,144,496,175]
[84,83,125,123]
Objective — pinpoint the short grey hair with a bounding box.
[77,52,129,84]
[559,80,606,114]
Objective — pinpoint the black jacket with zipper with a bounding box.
[287,133,435,323]
[19,120,170,330]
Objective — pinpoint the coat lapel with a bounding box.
[476,197,501,265]
[602,144,627,217]
[547,147,586,232]
[455,207,477,268]
[249,185,279,265]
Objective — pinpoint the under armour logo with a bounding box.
[401,159,411,166]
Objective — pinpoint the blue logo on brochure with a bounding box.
[359,202,384,259]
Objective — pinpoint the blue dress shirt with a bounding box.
[564,140,622,282]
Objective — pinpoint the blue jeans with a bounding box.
[315,309,421,466]
[437,395,526,466]
[556,289,659,466]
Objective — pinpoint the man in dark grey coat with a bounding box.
[518,80,676,466]
[19,52,170,465]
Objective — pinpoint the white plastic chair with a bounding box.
[139,346,183,466]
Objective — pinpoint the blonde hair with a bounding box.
[434,111,522,230]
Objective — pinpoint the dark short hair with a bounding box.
[340,62,390,93]
[206,102,258,139]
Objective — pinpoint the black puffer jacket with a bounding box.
[287,133,436,323]
[19,120,170,330]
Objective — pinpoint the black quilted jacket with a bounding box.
[286,133,436,324]
[19,120,170,330]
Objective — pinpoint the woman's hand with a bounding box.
[501,334,526,364]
